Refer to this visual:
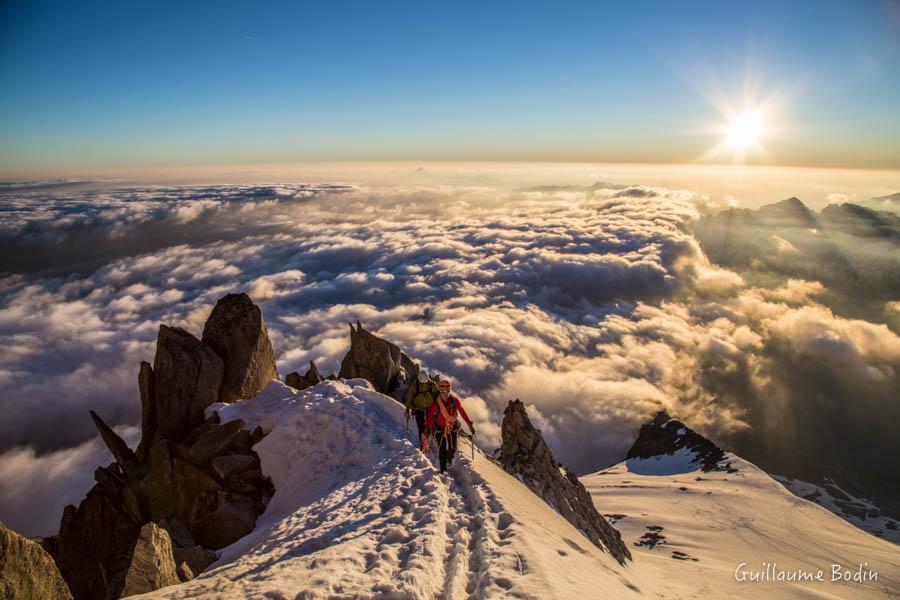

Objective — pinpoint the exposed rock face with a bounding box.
[119,522,180,597]
[202,293,278,403]
[211,454,259,480]
[158,516,217,579]
[338,321,408,394]
[152,325,224,443]
[135,361,156,462]
[54,292,277,600]
[56,468,144,600]
[58,410,272,599]
[499,399,631,564]
[626,410,731,472]
[285,360,325,391]
[0,521,72,600]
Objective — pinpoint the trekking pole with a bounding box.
[405,412,410,433]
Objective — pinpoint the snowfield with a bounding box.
[585,458,900,599]
[137,381,899,599]
[773,475,900,545]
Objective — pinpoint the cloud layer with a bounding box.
[1,180,898,535]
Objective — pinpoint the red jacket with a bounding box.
[425,393,472,431]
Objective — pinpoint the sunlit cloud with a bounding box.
[1,178,898,536]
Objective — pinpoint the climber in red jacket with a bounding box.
[425,379,474,473]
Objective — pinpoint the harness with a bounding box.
[436,394,458,440]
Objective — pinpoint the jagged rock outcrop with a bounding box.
[285,360,325,391]
[338,321,403,394]
[0,521,72,600]
[337,321,416,396]
[54,292,276,600]
[90,411,140,479]
[499,399,631,564]
[202,293,279,403]
[626,410,731,472]
[119,523,180,597]
[152,325,224,443]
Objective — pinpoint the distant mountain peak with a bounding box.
[626,410,734,474]
[753,197,818,227]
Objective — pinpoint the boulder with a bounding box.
[152,325,224,443]
[338,321,403,394]
[211,454,259,480]
[0,521,72,600]
[176,562,193,582]
[188,419,246,465]
[201,293,278,403]
[172,545,216,579]
[627,410,731,472]
[195,493,258,549]
[119,522,180,597]
[499,399,631,564]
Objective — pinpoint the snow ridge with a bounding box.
[140,379,615,599]
[136,380,900,599]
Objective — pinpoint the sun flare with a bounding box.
[726,112,764,150]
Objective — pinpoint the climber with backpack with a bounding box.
[405,369,439,453]
[425,379,475,474]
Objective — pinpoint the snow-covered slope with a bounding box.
[136,380,639,599]
[584,457,900,599]
[773,475,900,545]
[137,380,899,599]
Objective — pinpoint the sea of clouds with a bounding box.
[1,179,898,536]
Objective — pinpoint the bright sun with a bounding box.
[725,112,764,150]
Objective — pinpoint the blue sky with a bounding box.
[1,0,899,175]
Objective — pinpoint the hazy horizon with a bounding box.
[3,161,899,212]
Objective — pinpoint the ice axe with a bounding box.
[459,428,476,461]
